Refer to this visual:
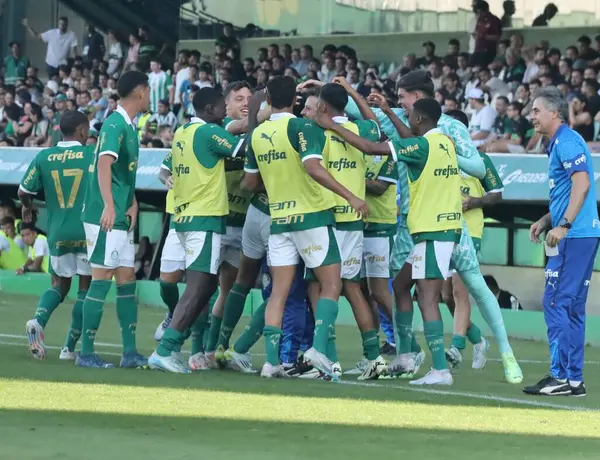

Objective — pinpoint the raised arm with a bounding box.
[368,93,413,139]
[333,77,379,126]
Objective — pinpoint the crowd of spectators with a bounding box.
[1,1,599,153]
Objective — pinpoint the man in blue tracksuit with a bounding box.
[524,87,600,397]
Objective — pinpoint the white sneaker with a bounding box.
[409,368,453,386]
[332,362,342,380]
[260,362,288,378]
[203,351,218,369]
[413,350,426,375]
[344,358,368,375]
[298,368,322,379]
[25,319,46,360]
[358,355,387,381]
[445,345,463,369]
[388,352,415,375]
[304,347,336,381]
[59,347,77,361]
[148,351,191,373]
[472,337,489,370]
[226,349,257,373]
[153,313,172,342]
[189,352,210,371]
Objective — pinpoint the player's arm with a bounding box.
[334,77,380,126]
[241,132,264,192]
[18,156,42,223]
[225,107,271,135]
[159,151,173,188]
[556,142,591,225]
[366,155,397,196]
[96,123,125,231]
[366,179,391,196]
[313,113,390,156]
[445,117,486,179]
[368,93,413,139]
[463,153,503,212]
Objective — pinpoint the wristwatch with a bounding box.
[558,217,572,229]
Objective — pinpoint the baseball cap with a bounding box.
[467,87,485,100]
[55,93,68,102]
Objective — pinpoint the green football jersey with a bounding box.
[20,141,93,256]
[82,107,139,231]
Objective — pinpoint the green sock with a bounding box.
[34,287,63,328]
[63,290,86,352]
[157,327,186,357]
[451,334,467,350]
[159,281,179,316]
[264,325,282,366]
[326,326,338,363]
[81,280,112,355]
[361,329,380,360]
[116,281,138,354]
[411,335,422,354]
[313,298,338,354]
[218,283,251,349]
[466,323,483,345]
[233,300,266,354]
[191,311,209,355]
[424,320,447,370]
[395,310,414,354]
[203,290,221,352]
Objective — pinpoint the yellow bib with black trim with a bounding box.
[407,133,462,235]
[251,117,334,220]
[460,171,485,239]
[171,122,229,218]
[226,169,252,215]
[365,156,397,225]
[322,122,366,224]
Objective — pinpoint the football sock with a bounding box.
[80,280,111,355]
[34,287,63,328]
[64,290,86,352]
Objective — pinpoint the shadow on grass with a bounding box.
[0,408,598,460]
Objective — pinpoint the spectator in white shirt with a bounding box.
[22,17,77,77]
[428,60,444,90]
[318,56,337,83]
[146,99,178,135]
[467,87,497,147]
[106,30,124,77]
[522,47,545,83]
[16,223,49,275]
[478,67,510,97]
[174,50,190,114]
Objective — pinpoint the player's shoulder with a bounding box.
[289,117,316,129]
[102,111,127,130]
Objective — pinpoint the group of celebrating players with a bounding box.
[18,66,525,386]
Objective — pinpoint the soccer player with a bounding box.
[304,79,386,380]
[0,216,26,270]
[148,87,246,373]
[19,110,92,360]
[443,109,503,370]
[340,71,522,383]
[78,70,150,369]
[315,98,463,385]
[524,87,600,397]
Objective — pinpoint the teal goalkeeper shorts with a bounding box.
[390,219,479,277]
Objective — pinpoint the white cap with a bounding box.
[45,80,58,94]
[467,87,484,100]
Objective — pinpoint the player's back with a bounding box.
[21,143,92,254]
[250,116,334,221]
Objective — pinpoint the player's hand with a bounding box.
[21,206,34,223]
[296,79,324,92]
[545,226,568,248]
[126,202,138,233]
[248,90,266,115]
[21,18,28,27]
[462,196,474,212]
[165,175,174,190]
[367,93,391,113]
[312,112,335,130]
[332,76,351,89]
[100,205,116,232]
[348,196,368,219]
[15,267,25,275]
[529,218,548,243]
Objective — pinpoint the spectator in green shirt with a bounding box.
[3,42,29,86]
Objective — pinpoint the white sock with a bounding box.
[570,380,582,387]
[557,378,567,383]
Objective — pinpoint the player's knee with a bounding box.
[320,277,342,300]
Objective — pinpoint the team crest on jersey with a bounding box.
[372,155,383,164]
[111,250,119,261]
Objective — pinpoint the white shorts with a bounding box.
[220,225,242,268]
[333,228,362,280]
[177,231,222,274]
[407,240,455,280]
[50,253,92,278]
[160,228,186,273]
[268,226,340,269]
[242,204,270,260]
[84,223,135,269]
[361,235,392,279]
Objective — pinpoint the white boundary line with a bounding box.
[0,333,121,348]
[0,340,123,357]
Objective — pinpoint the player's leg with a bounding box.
[187,295,214,370]
[25,267,71,360]
[299,226,343,380]
[228,298,266,372]
[61,254,92,360]
[409,241,454,386]
[150,230,221,373]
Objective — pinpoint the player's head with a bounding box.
[60,110,90,144]
[0,216,16,239]
[0,199,17,219]
[531,86,568,136]
[444,109,469,128]
[266,76,297,111]
[317,83,348,117]
[408,98,442,135]
[193,87,226,124]
[20,222,38,246]
[224,81,252,119]
[397,70,434,113]
[117,70,150,113]
[301,94,319,120]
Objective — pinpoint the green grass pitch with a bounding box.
[1,293,599,459]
